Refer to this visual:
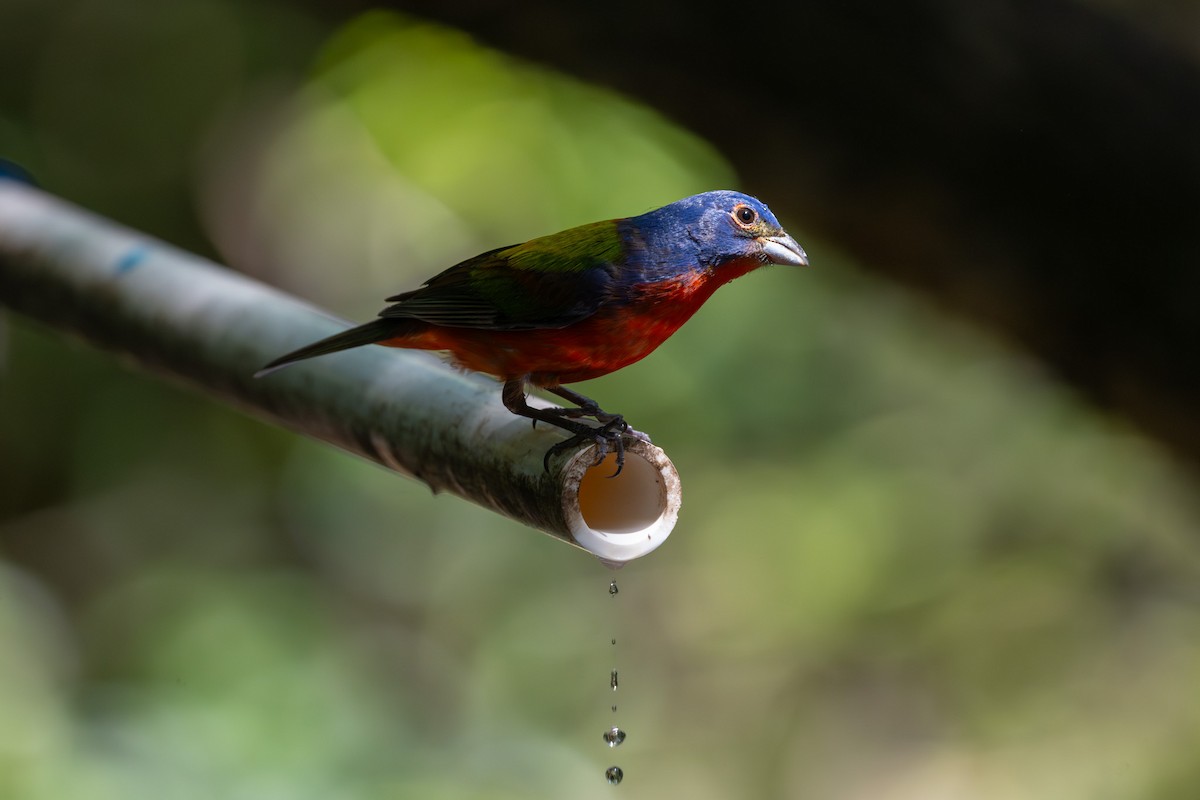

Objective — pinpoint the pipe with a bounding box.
[0,181,680,563]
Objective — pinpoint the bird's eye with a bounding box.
[732,204,758,228]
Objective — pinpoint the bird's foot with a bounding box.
[542,415,635,477]
[500,380,649,477]
[623,425,652,445]
[536,398,617,423]
[535,402,651,444]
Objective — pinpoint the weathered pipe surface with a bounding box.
[0,182,680,563]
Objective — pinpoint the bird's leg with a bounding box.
[501,379,633,476]
[544,385,652,444]
[544,385,616,421]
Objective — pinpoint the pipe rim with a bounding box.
[560,439,681,563]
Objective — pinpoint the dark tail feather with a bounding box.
[254,319,404,378]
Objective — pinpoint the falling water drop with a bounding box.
[603,575,626,784]
[603,726,626,747]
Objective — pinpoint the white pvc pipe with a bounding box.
[0,180,680,563]
[563,446,681,565]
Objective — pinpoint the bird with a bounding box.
[257,190,808,474]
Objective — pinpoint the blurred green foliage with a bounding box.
[3,4,1200,799]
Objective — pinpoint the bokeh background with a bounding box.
[3,2,1200,798]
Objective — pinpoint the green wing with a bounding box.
[379,220,625,330]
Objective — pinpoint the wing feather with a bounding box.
[378,221,625,330]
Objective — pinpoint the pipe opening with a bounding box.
[562,444,681,564]
[578,453,663,533]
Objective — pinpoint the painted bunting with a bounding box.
[258,190,808,473]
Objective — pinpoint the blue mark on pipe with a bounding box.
[0,159,37,186]
[114,244,150,274]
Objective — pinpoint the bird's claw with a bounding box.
[542,416,633,477]
[511,384,648,477]
[624,426,652,445]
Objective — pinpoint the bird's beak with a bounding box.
[759,232,809,267]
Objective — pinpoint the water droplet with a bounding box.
[605,766,624,785]
[608,580,618,596]
[611,637,616,645]
[611,704,618,713]
[610,669,618,690]
[603,726,626,747]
